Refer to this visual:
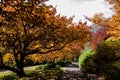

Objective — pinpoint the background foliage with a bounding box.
[81,41,120,80]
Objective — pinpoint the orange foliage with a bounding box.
[0,0,90,76]
[29,41,83,64]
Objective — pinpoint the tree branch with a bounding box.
[24,43,67,56]
[0,64,18,73]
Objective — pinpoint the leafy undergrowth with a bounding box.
[0,69,63,80]
[80,41,120,80]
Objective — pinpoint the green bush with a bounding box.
[81,41,120,80]
[0,74,18,80]
[36,63,61,70]
[79,47,95,68]
[36,60,71,70]
[56,60,71,67]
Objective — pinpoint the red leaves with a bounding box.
[90,27,108,49]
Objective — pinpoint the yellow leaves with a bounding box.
[4,6,15,12]
[109,0,120,13]
[92,13,104,24]
[108,14,120,27]
[90,13,109,27]
[32,10,36,14]
[29,51,74,64]
[45,13,51,19]
[107,14,120,41]
[31,44,40,50]
[50,43,53,47]
[3,53,15,66]
[28,42,82,64]
[0,16,3,22]
[0,0,90,67]
[46,41,54,48]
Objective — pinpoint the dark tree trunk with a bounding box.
[16,55,26,78]
[16,69,26,78]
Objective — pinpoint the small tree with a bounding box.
[0,0,90,77]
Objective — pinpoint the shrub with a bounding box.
[56,60,71,67]
[0,74,18,80]
[81,41,120,80]
[79,47,95,68]
[36,60,71,70]
[36,63,61,70]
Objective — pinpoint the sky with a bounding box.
[46,0,114,25]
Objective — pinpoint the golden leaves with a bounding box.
[107,14,120,40]
[109,0,120,13]
[3,53,15,66]
[0,0,91,66]
[0,16,2,22]
[4,6,15,12]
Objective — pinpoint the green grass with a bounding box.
[0,69,63,80]
[24,65,40,71]
[0,64,63,77]
[0,65,41,77]
[0,71,13,77]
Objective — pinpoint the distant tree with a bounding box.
[0,0,90,77]
[90,27,107,49]
[85,0,120,41]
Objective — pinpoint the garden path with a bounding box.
[61,62,101,80]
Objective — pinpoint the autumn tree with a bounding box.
[90,27,107,49]
[29,41,83,64]
[86,0,120,41]
[0,0,90,77]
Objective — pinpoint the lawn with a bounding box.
[0,64,64,80]
[0,67,63,80]
[0,65,41,77]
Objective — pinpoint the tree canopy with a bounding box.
[0,0,90,77]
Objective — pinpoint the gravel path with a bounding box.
[61,62,103,80]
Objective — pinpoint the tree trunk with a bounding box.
[16,68,26,78]
[16,55,26,78]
